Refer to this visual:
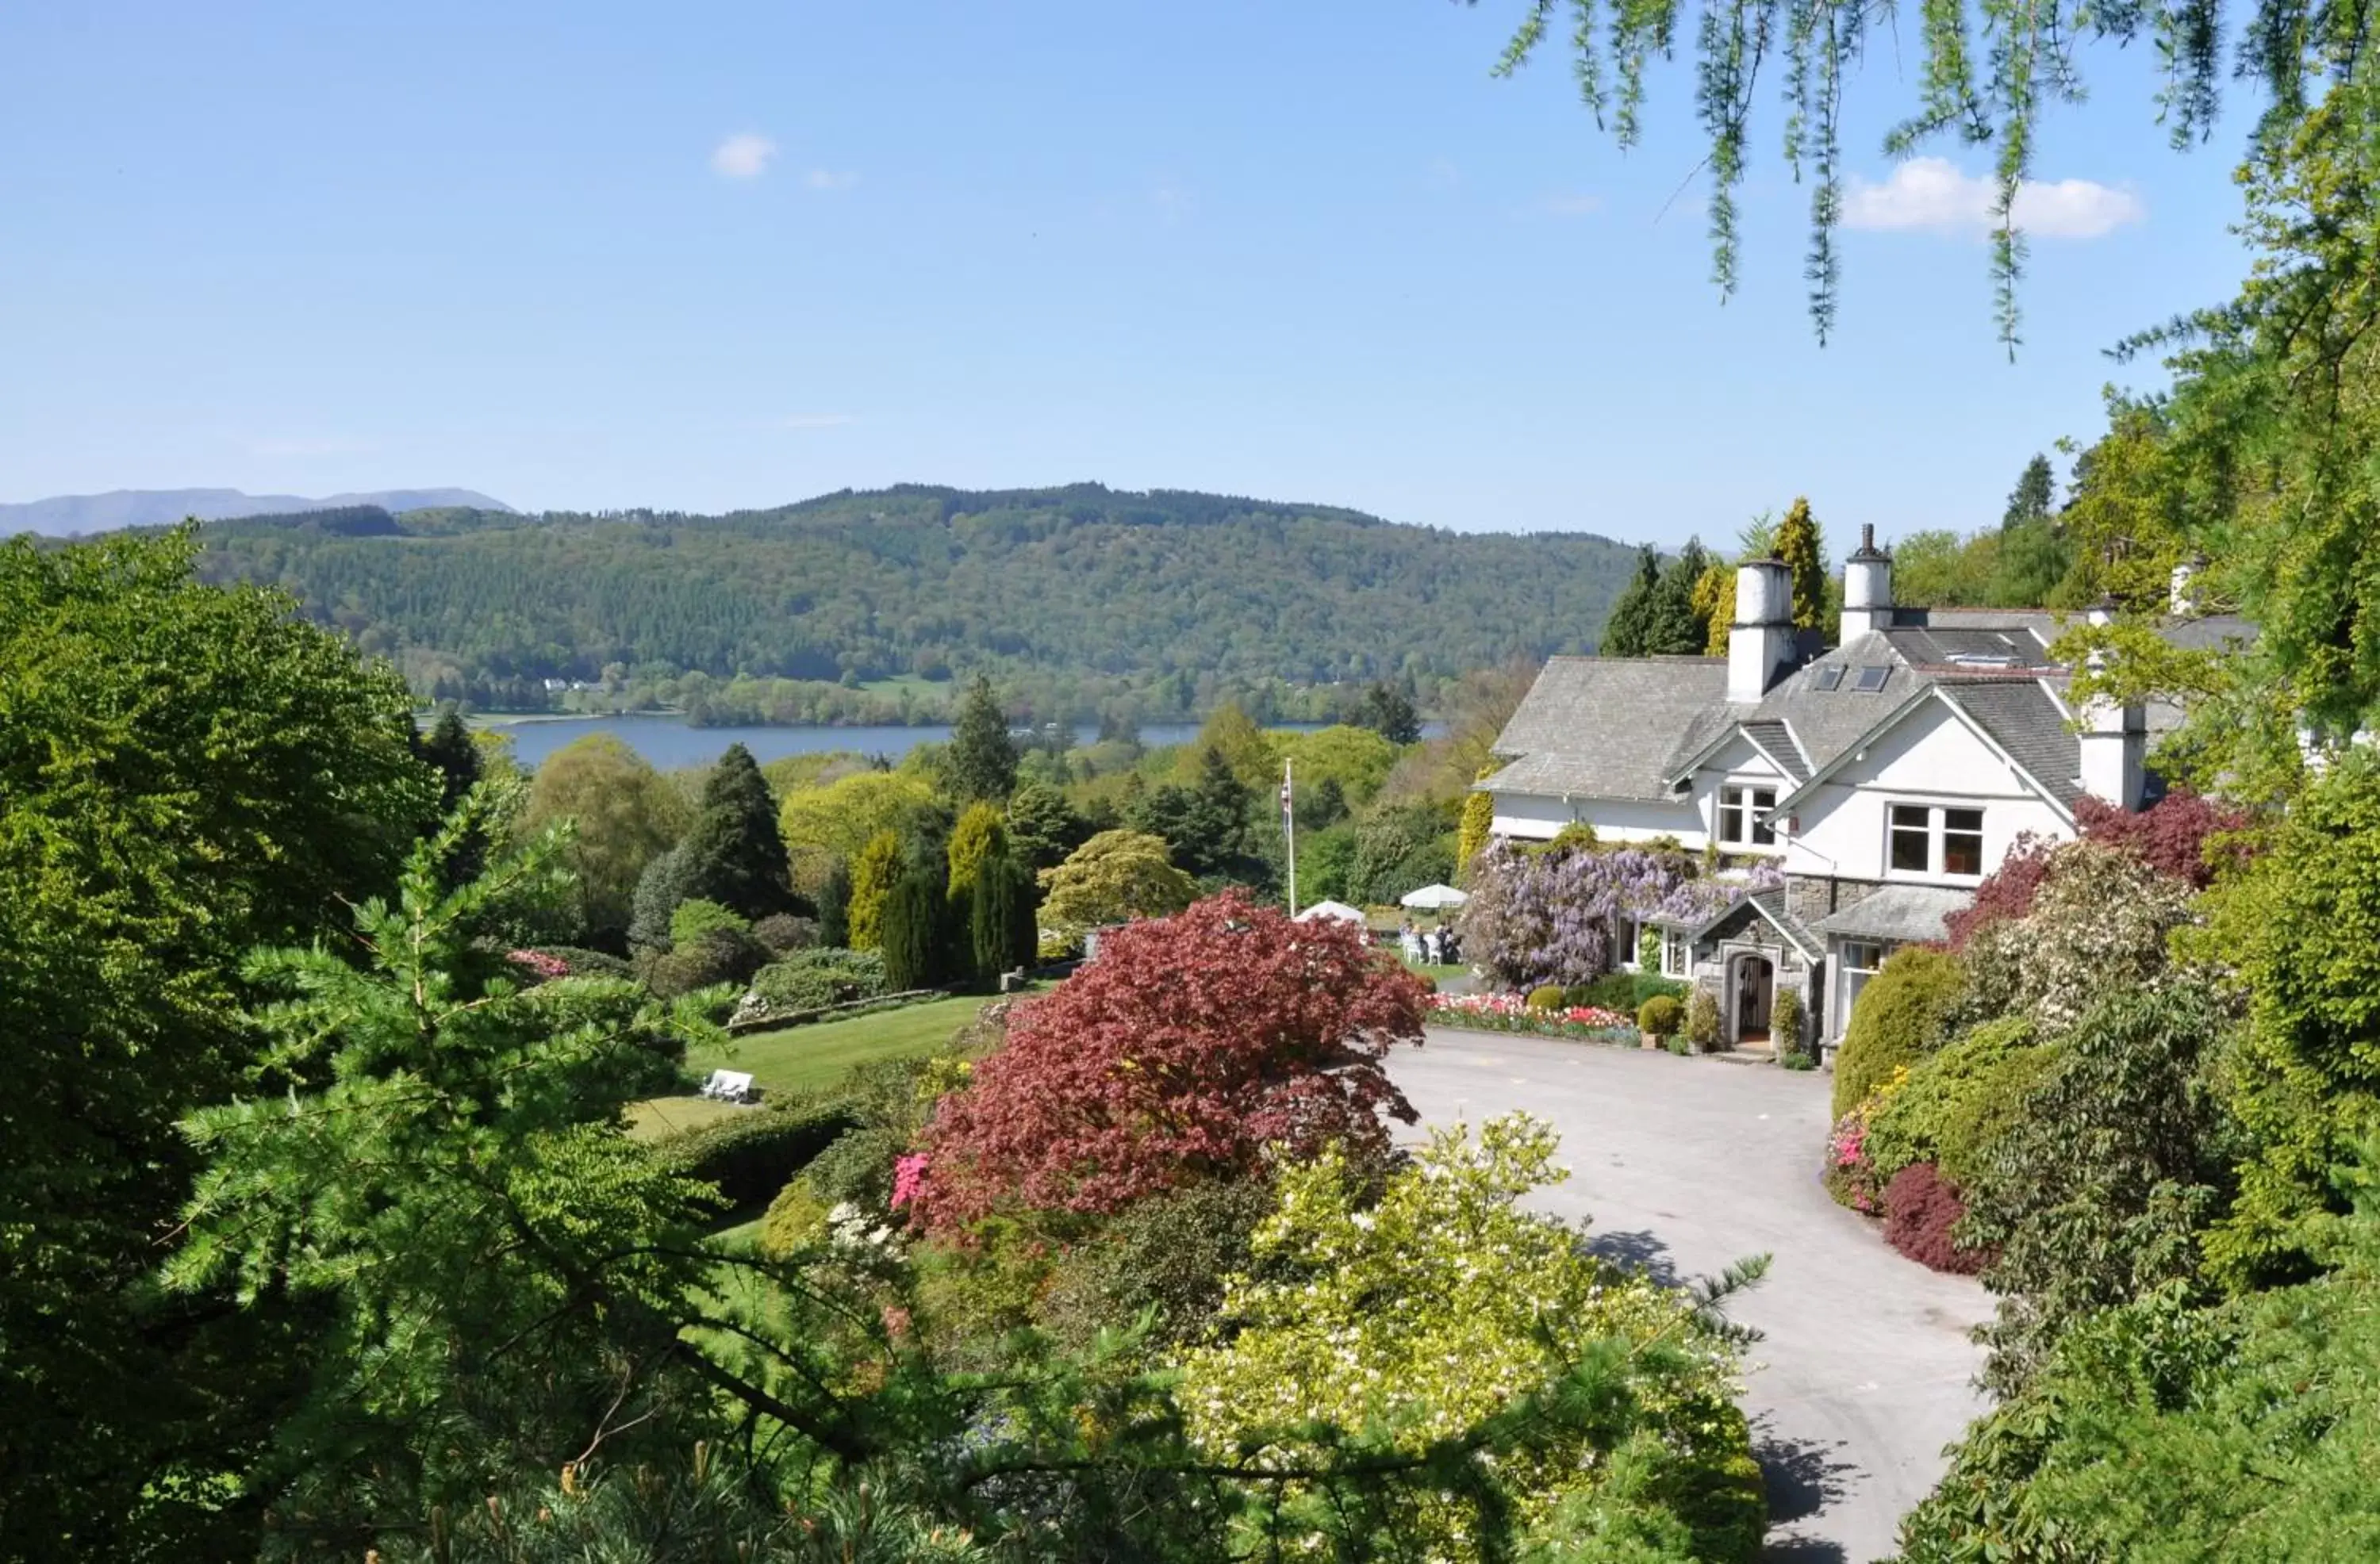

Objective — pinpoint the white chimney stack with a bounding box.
[1841,523,1894,645]
[1728,558,1796,703]
[2076,601,2147,810]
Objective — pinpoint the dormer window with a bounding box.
[1719,784,1777,846]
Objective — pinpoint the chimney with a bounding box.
[1840,523,1894,645]
[2076,602,2147,810]
[1728,558,1795,703]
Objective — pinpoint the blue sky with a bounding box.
[0,2,2266,546]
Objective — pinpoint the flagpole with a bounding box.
[1283,757,1297,915]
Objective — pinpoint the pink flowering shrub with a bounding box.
[889,1152,929,1210]
[1823,1068,1909,1213]
[505,949,570,983]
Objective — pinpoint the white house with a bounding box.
[1478,528,2249,1056]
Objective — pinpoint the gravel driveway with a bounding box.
[1393,1028,1991,1564]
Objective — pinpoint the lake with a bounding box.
[479,714,1283,771]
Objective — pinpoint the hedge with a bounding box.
[1568,972,1688,1014]
[1832,946,1967,1118]
[654,1102,858,1210]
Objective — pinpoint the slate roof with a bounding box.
[1810,884,1975,945]
[1485,609,2233,815]
[1691,887,1825,959]
[1481,656,1728,802]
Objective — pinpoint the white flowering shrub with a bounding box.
[1960,841,2198,1033]
[1174,1114,1765,1562]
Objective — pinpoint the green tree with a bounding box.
[969,852,1038,979]
[1004,781,1089,871]
[880,866,951,991]
[626,842,694,951]
[1130,746,1258,879]
[670,743,797,924]
[816,856,853,946]
[1772,498,1827,634]
[519,732,690,946]
[1036,830,1198,930]
[414,709,481,814]
[1192,701,1278,791]
[1303,775,1349,830]
[2003,453,2057,531]
[846,830,906,953]
[1597,546,1664,657]
[1350,680,1422,744]
[0,528,436,1557]
[779,770,941,887]
[1276,724,1401,807]
[1642,539,1713,655]
[946,800,1009,903]
[1833,946,1967,1117]
[945,674,1019,803]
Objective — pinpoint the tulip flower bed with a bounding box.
[1427,991,1639,1045]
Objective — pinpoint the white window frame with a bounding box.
[1883,801,1987,881]
[1616,910,1643,971]
[1661,928,1693,978]
[1717,782,1779,848]
[1838,939,1890,1033]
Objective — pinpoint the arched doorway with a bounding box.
[1733,955,1775,1046]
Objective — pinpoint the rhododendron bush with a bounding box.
[906,891,1427,1229]
[1457,839,1776,989]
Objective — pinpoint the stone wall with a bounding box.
[1783,873,1888,930]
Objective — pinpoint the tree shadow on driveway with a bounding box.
[1754,1419,1861,1563]
[1583,1226,1681,1286]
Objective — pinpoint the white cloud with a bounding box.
[1841,156,2144,239]
[710,132,777,180]
[1535,191,1604,217]
[781,414,854,430]
[804,168,860,191]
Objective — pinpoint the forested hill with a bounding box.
[190,483,1638,719]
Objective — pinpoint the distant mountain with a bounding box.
[185,481,1641,720]
[0,487,513,536]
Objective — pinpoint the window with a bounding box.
[1852,665,1892,693]
[1616,911,1642,969]
[1942,808,1985,876]
[1719,784,1778,846]
[1841,939,1888,1024]
[1889,803,1932,872]
[1662,929,1692,978]
[1887,803,1989,878]
[1811,665,1845,692]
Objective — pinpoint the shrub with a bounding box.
[515,945,633,979]
[639,925,770,999]
[1526,983,1569,1010]
[1687,987,1722,1051]
[757,1176,831,1260]
[1637,995,1683,1037]
[1665,1033,1695,1056]
[1832,945,1966,1118]
[747,953,891,1015]
[1883,1163,1989,1275]
[910,891,1427,1229]
[653,1102,858,1210]
[1041,1179,1280,1348]
[2074,784,2251,889]
[750,913,818,954]
[669,898,748,948]
[1944,831,2057,951]
[1956,841,2196,1034]
[1571,971,1687,1014]
[1772,985,1806,1055]
[1864,1017,2051,1188]
[1780,1048,1815,1071]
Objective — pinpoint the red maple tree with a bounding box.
[905,890,1428,1230]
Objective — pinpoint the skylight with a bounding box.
[1852,665,1891,692]
[1810,665,1845,692]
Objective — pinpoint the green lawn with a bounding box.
[630,992,1011,1143]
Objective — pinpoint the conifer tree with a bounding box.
[2004,453,2057,531]
[816,857,851,947]
[945,675,1019,803]
[969,852,1037,980]
[677,743,796,921]
[1645,539,1712,654]
[1596,546,1663,657]
[880,866,948,991]
[1772,498,1828,632]
[946,801,1010,902]
[846,831,904,952]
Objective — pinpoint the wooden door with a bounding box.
[1735,957,1773,1041]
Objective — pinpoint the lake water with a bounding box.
[482,714,1266,771]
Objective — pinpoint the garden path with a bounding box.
[1394,1028,1991,1564]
